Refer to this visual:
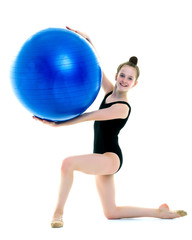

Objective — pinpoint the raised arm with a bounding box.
[66,27,114,94]
[101,71,114,94]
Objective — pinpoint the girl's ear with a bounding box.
[115,73,117,81]
[133,80,138,88]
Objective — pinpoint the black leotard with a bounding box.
[93,92,131,172]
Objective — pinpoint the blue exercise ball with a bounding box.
[11,28,101,121]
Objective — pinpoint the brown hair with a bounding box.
[117,56,140,80]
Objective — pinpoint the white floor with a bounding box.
[1,210,191,240]
[1,166,191,240]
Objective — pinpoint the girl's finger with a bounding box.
[66,26,77,32]
[32,116,40,121]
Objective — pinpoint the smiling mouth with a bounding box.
[120,82,128,87]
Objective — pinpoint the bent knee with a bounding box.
[61,157,74,173]
[104,208,119,220]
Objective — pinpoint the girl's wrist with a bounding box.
[86,37,91,43]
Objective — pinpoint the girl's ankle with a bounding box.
[53,210,63,219]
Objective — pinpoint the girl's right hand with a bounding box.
[32,116,58,127]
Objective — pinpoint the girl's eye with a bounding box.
[129,77,133,80]
[120,74,125,77]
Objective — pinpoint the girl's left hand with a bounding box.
[32,116,58,127]
[66,26,92,44]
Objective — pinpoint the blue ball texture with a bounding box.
[11,28,101,121]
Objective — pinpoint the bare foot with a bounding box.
[158,203,187,219]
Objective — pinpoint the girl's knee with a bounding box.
[104,208,118,220]
[61,157,74,173]
[102,205,118,220]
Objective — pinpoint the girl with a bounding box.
[33,27,187,228]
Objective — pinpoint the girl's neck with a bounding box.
[111,86,128,101]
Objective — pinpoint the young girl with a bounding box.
[33,27,187,228]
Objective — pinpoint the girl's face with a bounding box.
[115,65,138,92]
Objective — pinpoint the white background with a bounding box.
[0,0,191,239]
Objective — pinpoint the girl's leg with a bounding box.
[95,175,187,219]
[52,152,120,225]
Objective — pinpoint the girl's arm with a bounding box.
[101,71,114,94]
[33,103,129,127]
[66,27,114,94]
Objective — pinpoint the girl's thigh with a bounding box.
[64,152,120,175]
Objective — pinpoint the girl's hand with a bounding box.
[66,26,92,44]
[32,116,58,127]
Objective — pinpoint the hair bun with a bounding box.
[129,56,138,65]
